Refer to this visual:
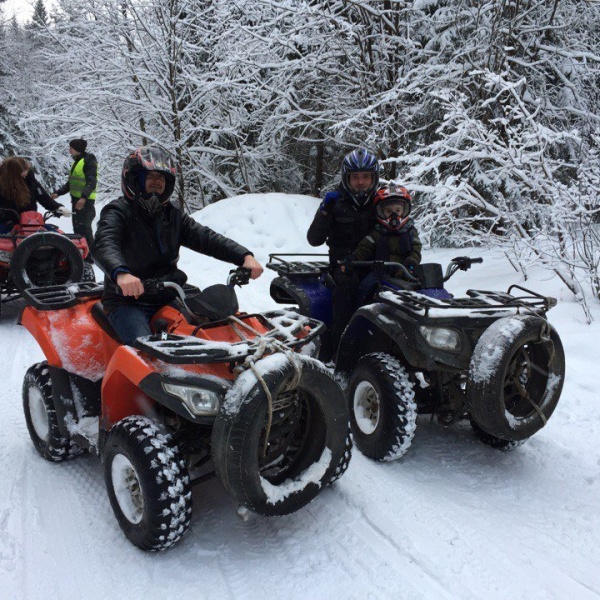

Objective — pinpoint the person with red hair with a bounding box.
[0,157,69,233]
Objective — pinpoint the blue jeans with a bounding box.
[107,304,162,346]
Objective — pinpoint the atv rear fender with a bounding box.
[20,303,108,378]
[270,275,332,325]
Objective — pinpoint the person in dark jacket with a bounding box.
[306,148,379,360]
[343,184,422,307]
[92,146,263,346]
[0,157,69,233]
[51,139,98,255]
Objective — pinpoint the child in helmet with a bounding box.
[343,184,422,306]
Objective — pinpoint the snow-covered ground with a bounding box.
[1,193,599,600]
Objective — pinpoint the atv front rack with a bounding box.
[134,310,324,364]
[267,254,330,277]
[21,281,104,310]
[379,285,556,318]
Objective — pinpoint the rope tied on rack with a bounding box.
[229,316,304,458]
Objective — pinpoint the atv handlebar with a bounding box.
[340,256,483,285]
[343,260,419,282]
[138,267,253,298]
[444,256,483,281]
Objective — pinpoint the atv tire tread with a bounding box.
[470,420,525,451]
[103,416,192,551]
[348,353,417,462]
[212,355,348,516]
[22,361,83,462]
[467,315,565,442]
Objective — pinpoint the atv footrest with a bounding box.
[21,282,104,310]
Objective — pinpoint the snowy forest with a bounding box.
[1,0,599,317]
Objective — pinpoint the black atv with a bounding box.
[267,254,566,460]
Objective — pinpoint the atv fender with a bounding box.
[337,303,469,376]
[270,275,332,325]
[337,305,407,376]
[101,346,158,430]
[48,365,101,443]
[20,303,107,377]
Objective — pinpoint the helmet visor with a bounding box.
[376,197,411,220]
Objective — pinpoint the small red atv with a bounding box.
[0,208,94,317]
[20,269,350,551]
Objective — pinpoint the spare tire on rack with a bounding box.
[9,232,84,294]
[466,314,565,443]
[212,354,349,516]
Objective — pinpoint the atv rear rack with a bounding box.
[134,310,324,364]
[379,285,555,318]
[21,281,104,309]
[267,254,330,277]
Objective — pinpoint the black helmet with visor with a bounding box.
[341,148,379,207]
[121,146,176,214]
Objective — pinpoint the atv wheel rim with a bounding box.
[503,342,549,419]
[28,387,50,442]
[111,454,144,524]
[353,381,380,435]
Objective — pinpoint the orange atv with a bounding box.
[0,208,94,318]
[20,268,350,551]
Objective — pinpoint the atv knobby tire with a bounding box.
[82,262,96,282]
[328,430,353,485]
[103,416,192,551]
[467,315,565,442]
[470,420,525,451]
[22,362,83,461]
[212,354,348,516]
[10,231,84,293]
[347,353,417,462]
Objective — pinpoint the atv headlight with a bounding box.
[0,250,12,263]
[420,326,461,352]
[162,383,221,416]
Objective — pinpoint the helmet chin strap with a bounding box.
[138,192,164,215]
[352,190,370,207]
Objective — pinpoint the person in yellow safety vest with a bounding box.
[51,138,98,261]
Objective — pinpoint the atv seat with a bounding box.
[91,301,125,344]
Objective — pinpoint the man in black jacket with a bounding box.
[306,148,379,360]
[51,138,98,256]
[93,146,263,346]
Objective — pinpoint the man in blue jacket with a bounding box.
[307,148,379,360]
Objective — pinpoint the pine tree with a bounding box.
[31,0,48,28]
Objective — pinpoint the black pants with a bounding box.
[329,268,361,356]
[72,198,96,255]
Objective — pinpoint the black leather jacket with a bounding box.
[306,187,375,265]
[93,197,251,311]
